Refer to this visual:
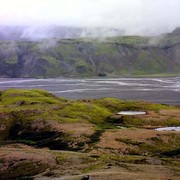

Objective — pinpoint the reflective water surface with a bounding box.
[117,111,146,115]
[155,127,180,131]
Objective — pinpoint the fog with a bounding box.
[0,0,180,36]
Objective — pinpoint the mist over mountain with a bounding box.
[0,0,180,78]
[0,27,179,78]
[0,26,124,40]
[1,0,180,36]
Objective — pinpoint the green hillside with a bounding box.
[0,89,179,179]
[0,29,180,78]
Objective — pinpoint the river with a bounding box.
[0,77,179,105]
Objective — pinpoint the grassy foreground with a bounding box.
[0,89,179,179]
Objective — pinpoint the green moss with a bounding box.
[121,101,174,112]
[57,102,111,124]
[103,154,146,164]
[142,103,168,111]
[0,89,179,153]
[115,134,180,157]
[93,98,124,112]
[162,118,180,126]
[118,116,144,126]
[1,89,60,106]
[82,163,103,173]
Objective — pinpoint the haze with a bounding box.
[0,0,180,35]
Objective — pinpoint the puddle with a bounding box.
[117,111,146,115]
[155,127,180,131]
[117,126,126,129]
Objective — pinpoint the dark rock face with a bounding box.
[0,31,180,78]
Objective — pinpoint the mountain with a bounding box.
[0,27,180,78]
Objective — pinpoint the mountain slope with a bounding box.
[0,29,180,78]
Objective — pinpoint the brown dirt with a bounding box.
[93,129,180,154]
[159,109,180,116]
[35,163,180,180]
[56,122,95,136]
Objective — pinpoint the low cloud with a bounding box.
[0,0,180,36]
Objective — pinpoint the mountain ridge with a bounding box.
[0,28,180,78]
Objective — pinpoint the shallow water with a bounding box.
[0,77,179,105]
[117,111,146,115]
[155,127,180,131]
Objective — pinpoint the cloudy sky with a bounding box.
[0,0,180,35]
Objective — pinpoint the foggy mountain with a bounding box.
[0,27,179,78]
[0,26,124,40]
[0,0,180,78]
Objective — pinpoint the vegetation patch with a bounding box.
[0,89,179,179]
[115,134,180,157]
